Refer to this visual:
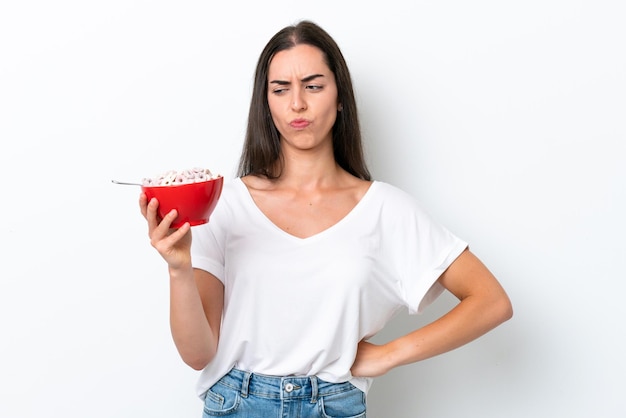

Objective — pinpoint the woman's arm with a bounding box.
[140,193,224,370]
[169,266,223,370]
[351,248,513,377]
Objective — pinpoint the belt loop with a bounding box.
[241,371,252,398]
[310,376,318,403]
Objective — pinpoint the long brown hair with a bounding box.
[237,20,371,181]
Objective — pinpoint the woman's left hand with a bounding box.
[350,340,392,378]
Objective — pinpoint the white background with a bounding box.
[1,1,624,417]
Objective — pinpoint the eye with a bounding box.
[271,87,288,95]
[305,84,323,91]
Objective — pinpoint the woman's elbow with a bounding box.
[179,344,217,371]
[494,293,514,325]
[184,352,215,371]
[188,362,208,371]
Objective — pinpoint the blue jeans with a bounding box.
[202,368,367,417]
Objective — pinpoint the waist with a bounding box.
[216,368,359,401]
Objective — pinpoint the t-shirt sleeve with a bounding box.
[384,187,468,314]
[190,194,228,284]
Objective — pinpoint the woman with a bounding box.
[140,20,512,418]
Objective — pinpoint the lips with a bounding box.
[289,118,310,129]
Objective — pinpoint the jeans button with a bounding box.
[284,383,294,393]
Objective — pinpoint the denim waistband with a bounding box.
[216,368,356,402]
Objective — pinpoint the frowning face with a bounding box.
[267,44,341,154]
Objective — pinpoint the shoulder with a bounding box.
[208,177,247,211]
[370,181,420,207]
[193,178,246,234]
[219,177,246,195]
[240,174,274,191]
[341,175,372,204]
[366,181,441,227]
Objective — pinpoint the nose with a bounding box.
[291,88,307,111]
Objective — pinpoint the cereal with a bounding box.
[142,168,220,186]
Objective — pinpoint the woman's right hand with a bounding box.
[139,192,192,270]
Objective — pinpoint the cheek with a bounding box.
[267,96,287,117]
[268,111,287,137]
[322,104,338,127]
[271,114,282,130]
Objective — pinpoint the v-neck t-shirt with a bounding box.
[190,177,468,398]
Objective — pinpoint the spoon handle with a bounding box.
[111,180,142,186]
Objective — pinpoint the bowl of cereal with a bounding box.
[141,168,223,228]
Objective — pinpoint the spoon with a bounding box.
[111,179,142,186]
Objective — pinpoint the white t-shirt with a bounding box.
[190,178,467,397]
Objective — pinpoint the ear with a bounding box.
[338,103,343,112]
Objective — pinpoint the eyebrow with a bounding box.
[269,74,325,85]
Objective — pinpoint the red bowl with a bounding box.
[142,176,224,228]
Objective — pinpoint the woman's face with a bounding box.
[267,44,340,153]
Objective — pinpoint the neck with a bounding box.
[276,146,344,190]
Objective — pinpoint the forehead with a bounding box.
[268,44,331,78]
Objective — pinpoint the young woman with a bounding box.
[140,20,512,418]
